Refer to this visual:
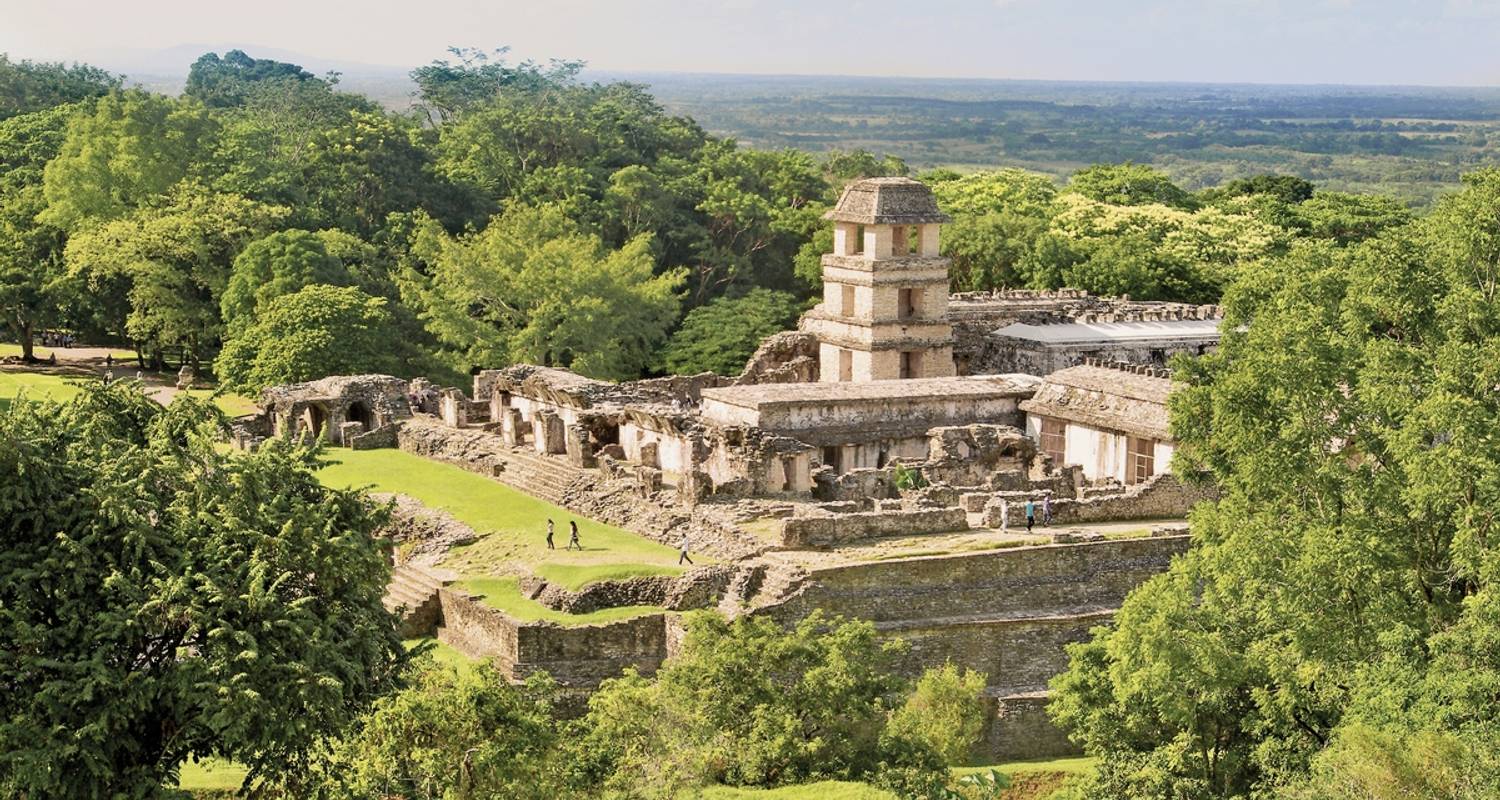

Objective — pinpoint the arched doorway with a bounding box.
[347,401,375,432]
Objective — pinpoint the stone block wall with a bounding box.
[436,588,670,688]
[1047,472,1218,524]
[881,610,1113,691]
[780,507,969,548]
[982,691,1077,762]
[768,536,1189,624]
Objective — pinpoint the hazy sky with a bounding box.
[4,0,1500,86]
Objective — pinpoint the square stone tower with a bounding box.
[803,177,957,382]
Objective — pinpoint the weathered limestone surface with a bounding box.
[523,566,735,614]
[766,536,1190,625]
[982,691,1076,762]
[377,493,479,566]
[981,473,1217,527]
[436,589,669,687]
[780,507,969,548]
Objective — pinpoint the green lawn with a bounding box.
[0,342,136,360]
[405,637,479,673]
[456,576,663,625]
[698,781,895,800]
[317,449,686,583]
[177,757,247,791]
[0,370,86,408]
[0,369,256,418]
[536,561,685,590]
[181,388,259,417]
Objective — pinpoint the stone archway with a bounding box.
[306,405,327,439]
[347,400,375,432]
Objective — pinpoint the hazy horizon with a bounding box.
[5,0,1500,88]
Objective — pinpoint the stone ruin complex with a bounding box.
[237,177,1223,760]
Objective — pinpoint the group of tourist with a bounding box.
[997,494,1053,533]
[544,519,695,565]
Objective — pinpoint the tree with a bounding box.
[0,104,73,359]
[1204,173,1316,206]
[184,49,320,108]
[1047,169,1500,797]
[407,205,684,380]
[40,91,217,230]
[217,284,404,393]
[1066,163,1195,209]
[221,229,352,334]
[575,611,934,795]
[1295,191,1413,246]
[0,383,407,798]
[0,54,118,120]
[928,168,1058,219]
[63,187,286,368]
[661,288,804,376]
[886,663,989,767]
[306,662,564,800]
[409,46,584,127]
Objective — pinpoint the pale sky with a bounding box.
[3,0,1500,86]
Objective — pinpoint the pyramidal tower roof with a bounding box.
[823,177,951,225]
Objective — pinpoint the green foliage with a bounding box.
[1067,163,1195,209]
[575,612,935,796]
[217,284,403,393]
[305,662,565,800]
[1204,173,1316,205]
[221,228,352,333]
[0,382,406,798]
[1295,190,1414,245]
[408,204,684,380]
[0,54,118,120]
[886,663,989,767]
[184,49,320,108]
[1048,168,1500,797]
[64,187,286,366]
[892,463,928,491]
[0,104,74,358]
[409,46,584,126]
[663,288,804,376]
[40,90,217,230]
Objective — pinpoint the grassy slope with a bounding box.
[317,449,686,622]
[177,757,248,791]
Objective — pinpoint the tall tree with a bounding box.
[184,49,320,108]
[217,284,404,393]
[1048,169,1500,798]
[0,105,73,359]
[40,91,217,231]
[0,383,407,797]
[406,205,684,380]
[221,228,352,334]
[0,54,118,120]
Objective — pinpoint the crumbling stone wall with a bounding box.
[522,566,734,614]
[733,330,819,385]
[986,472,1218,526]
[436,589,670,687]
[982,691,1077,762]
[780,508,970,548]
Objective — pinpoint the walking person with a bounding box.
[1043,494,1053,527]
[1025,498,1036,533]
[677,533,694,566]
[567,520,581,551]
[546,519,555,550]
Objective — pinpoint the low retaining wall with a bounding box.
[984,471,1218,528]
[526,566,734,614]
[436,589,669,687]
[780,507,969,548]
[768,536,1189,625]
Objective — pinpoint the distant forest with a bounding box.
[629,74,1500,205]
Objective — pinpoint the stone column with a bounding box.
[439,389,467,427]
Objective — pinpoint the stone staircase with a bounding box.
[718,558,809,616]
[491,446,591,505]
[384,562,447,637]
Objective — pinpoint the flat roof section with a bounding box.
[991,318,1221,345]
[700,375,1040,412]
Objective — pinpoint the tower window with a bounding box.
[841,284,856,317]
[900,350,922,379]
[838,349,854,382]
[898,288,921,321]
